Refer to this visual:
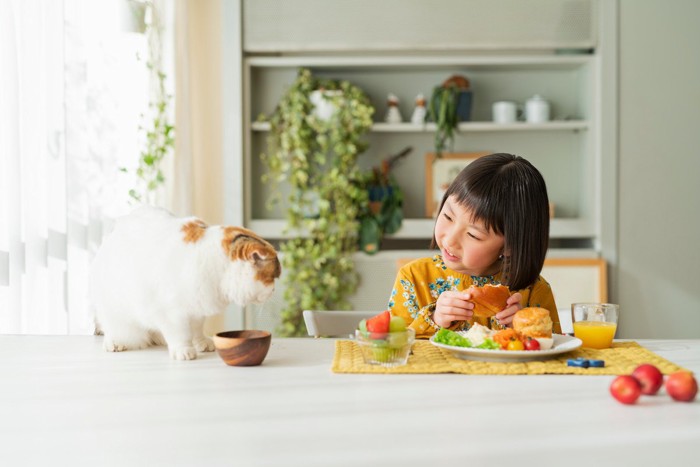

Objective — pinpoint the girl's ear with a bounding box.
[499,247,511,260]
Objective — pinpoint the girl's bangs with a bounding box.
[454,189,505,236]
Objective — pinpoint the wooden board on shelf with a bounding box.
[424,152,489,218]
[542,257,607,303]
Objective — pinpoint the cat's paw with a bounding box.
[149,331,167,346]
[103,338,128,352]
[169,346,198,361]
[193,336,215,352]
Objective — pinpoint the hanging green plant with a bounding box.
[428,75,472,158]
[261,68,374,337]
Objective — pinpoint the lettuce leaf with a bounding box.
[476,338,500,350]
[434,328,472,348]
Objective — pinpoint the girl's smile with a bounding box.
[435,196,505,277]
[442,247,461,263]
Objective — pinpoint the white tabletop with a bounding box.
[1,336,698,466]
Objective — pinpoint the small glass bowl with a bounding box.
[354,328,415,367]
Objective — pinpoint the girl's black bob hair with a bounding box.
[432,153,550,291]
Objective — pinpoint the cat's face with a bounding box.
[219,226,281,306]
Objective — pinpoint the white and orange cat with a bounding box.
[90,206,280,360]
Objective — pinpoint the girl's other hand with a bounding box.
[434,291,474,328]
[494,292,523,327]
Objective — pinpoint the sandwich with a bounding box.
[468,284,511,328]
[512,307,554,350]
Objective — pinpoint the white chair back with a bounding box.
[303,310,377,338]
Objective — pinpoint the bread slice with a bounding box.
[470,284,511,318]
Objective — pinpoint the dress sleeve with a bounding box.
[387,266,441,339]
[527,276,562,334]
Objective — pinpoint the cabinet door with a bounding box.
[243,0,598,52]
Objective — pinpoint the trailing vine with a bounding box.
[126,0,174,204]
[261,68,374,336]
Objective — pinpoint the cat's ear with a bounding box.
[249,245,281,280]
[249,245,277,266]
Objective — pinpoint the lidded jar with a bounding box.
[525,95,550,123]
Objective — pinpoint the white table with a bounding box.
[1,336,698,466]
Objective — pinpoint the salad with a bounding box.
[433,323,543,351]
[433,327,500,350]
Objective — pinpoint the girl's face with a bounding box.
[434,196,505,276]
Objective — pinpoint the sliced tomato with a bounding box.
[366,310,391,334]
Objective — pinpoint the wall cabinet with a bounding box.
[223,0,615,331]
[245,54,600,246]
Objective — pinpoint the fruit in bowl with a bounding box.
[356,311,415,367]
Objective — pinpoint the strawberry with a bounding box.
[366,310,391,334]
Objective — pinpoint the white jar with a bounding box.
[525,95,550,123]
[492,101,518,123]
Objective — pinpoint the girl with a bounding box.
[388,153,562,338]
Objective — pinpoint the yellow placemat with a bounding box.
[332,340,688,375]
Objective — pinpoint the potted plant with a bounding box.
[428,74,472,157]
[357,147,412,254]
[261,68,374,337]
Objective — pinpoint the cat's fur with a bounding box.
[90,206,281,360]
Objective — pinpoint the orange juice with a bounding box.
[573,321,617,349]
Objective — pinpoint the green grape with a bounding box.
[389,315,407,332]
[372,346,393,362]
[388,332,407,349]
[358,319,367,332]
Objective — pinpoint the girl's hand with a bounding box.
[433,291,474,328]
[494,292,523,327]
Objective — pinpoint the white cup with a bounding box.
[492,101,518,123]
[525,95,550,123]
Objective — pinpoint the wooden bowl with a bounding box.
[213,330,271,366]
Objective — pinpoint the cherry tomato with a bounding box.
[524,338,541,351]
[506,339,524,351]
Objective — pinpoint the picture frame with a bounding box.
[424,152,489,218]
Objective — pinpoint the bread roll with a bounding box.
[470,284,511,319]
[512,307,553,339]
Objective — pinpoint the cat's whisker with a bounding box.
[248,300,278,318]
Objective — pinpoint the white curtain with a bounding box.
[0,0,175,334]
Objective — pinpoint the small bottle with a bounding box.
[410,94,427,125]
[385,93,403,124]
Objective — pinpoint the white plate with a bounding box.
[429,334,582,362]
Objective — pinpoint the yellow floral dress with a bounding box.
[387,255,562,339]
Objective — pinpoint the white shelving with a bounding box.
[245,54,591,68]
[244,52,600,247]
[222,0,615,331]
[248,218,595,240]
[252,121,589,132]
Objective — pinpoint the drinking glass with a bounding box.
[571,303,619,349]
